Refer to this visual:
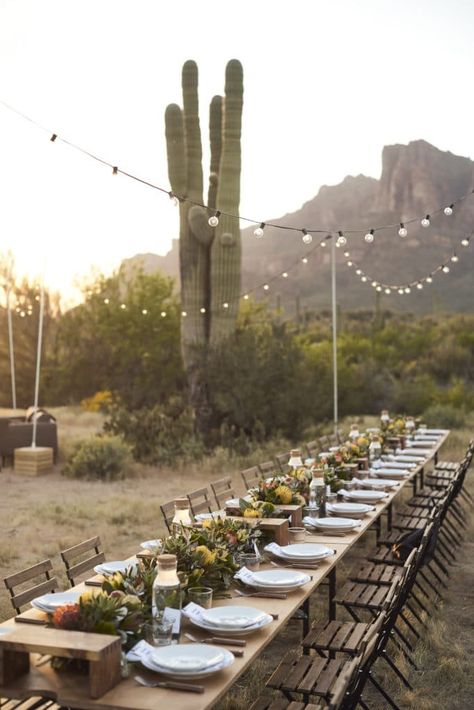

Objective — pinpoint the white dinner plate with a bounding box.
[140,539,162,551]
[370,469,409,478]
[279,543,334,559]
[189,611,273,635]
[357,478,399,489]
[307,517,360,529]
[31,591,82,612]
[0,628,14,636]
[342,490,388,502]
[94,561,136,576]
[202,606,268,629]
[195,511,225,521]
[225,496,252,507]
[394,456,424,463]
[327,502,374,515]
[142,644,234,679]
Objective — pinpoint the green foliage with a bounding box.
[63,435,131,480]
[422,404,467,429]
[44,267,184,408]
[103,397,204,465]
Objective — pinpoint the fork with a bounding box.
[234,588,286,603]
[184,633,245,656]
[134,674,204,693]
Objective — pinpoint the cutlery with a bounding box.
[134,674,204,693]
[184,631,246,647]
[184,633,245,656]
[269,562,314,578]
[234,588,286,601]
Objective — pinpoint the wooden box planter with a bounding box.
[0,626,121,699]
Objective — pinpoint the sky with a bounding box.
[0,0,473,304]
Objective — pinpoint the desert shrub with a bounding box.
[422,404,466,429]
[80,390,114,412]
[104,398,204,465]
[63,435,131,480]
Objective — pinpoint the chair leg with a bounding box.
[382,649,413,690]
[367,671,402,710]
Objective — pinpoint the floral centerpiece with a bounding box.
[286,467,312,499]
[239,498,276,518]
[249,478,306,506]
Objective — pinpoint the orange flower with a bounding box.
[52,604,81,630]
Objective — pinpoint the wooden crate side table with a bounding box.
[0,626,121,698]
[14,447,53,476]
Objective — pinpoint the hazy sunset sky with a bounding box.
[0,0,473,302]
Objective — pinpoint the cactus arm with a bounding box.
[208,95,222,209]
[182,60,203,202]
[165,104,186,196]
[209,59,243,345]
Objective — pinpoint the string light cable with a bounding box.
[1,98,474,244]
[342,233,471,295]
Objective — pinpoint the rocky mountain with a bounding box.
[125,140,474,314]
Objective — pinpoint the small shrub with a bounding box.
[63,435,131,480]
[422,404,466,429]
[80,390,114,413]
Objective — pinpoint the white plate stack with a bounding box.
[236,565,313,593]
[326,502,375,518]
[31,591,82,613]
[340,489,389,504]
[94,561,136,576]
[370,468,409,479]
[355,478,399,490]
[141,642,235,679]
[303,516,361,533]
[263,543,335,567]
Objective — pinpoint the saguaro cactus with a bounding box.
[165,59,243,433]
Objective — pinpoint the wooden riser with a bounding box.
[13,447,54,476]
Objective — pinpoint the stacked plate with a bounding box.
[225,495,252,507]
[370,468,409,479]
[192,605,273,636]
[141,643,234,679]
[376,460,416,469]
[242,568,312,592]
[327,502,375,518]
[31,591,82,613]
[341,489,389,503]
[195,511,226,522]
[418,429,447,435]
[355,478,399,490]
[269,543,335,565]
[303,516,361,533]
[94,560,136,576]
[393,456,424,464]
[140,539,162,552]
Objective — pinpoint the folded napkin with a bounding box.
[182,601,209,625]
[126,639,155,662]
[339,488,388,499]
[183,600,267,630]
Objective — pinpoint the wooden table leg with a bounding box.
[328,568,336,620]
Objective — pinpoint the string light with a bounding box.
[385,288,391,295]
[302,229,312,245]
[120,303,126,310]
[355,269,362,275]
[376,286,382,292]
[282,272,288,278]
[461,237,470,246]
[103,298,110,304]
[364,229,375,243]
[416,283,423,290]
[426,276,433,283]
[398,289,404,295]
[404,287,411,294]
[142,308,148,314]
[347,261,353,267]
[320,240,327,247]
[181,310,187,316]
[200,307,206,313]
[451,254,459,262]
[1,99,474,245]
[222,302,229,309]
[243,295,249,300]
[160,311,167,317]
[343,251,350,258]
[208,211,221,227]
[336,231,347,247]
[254,223,265,238]
[263,284,270,290]
[361,276,368,282]
[302,257,308,264]
[442,265,450,273]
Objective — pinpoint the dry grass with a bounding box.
[0,408,472,709]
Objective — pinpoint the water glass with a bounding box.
[304,505,318,519]
[144,617,174,647]
[238,552,261,570]
[187,586,213,609]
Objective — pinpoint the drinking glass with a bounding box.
[238,552,261,570]
[187,586,213,609]
[144,617,174,647]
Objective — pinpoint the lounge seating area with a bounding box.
[0,409,58,468]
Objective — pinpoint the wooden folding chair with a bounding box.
[60,536,105,587]
[211,477,235,509]
[305,440,320,458]
[275,452,291,473]
[241,465,262,491]
[3,560,59,615]
[187,487,214,517]
[259,460,278,478]
[160,499,177,533]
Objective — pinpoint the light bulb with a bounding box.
[421,215,430,228]
[343,251,350,258]
[376,286,382,292]
[398,223,408,238]
[302,229,312,244]
[103,298,110,304]
[282,272,288,278]
[200,307,206,313]
[254,223,265,238]
[223,302,229,309]
[461,238,469,246]
[398,289,404,295]
[361,276,368,282]
[120,304,126,310]
[263,284,269,290]
[364,229,375,243]
[451,255,459,262]
[416,283,423,290]
[385,288,391,295]
[442,265,450,273]
[161,311,167,317]
[347,261,353,266]
[443,205,453,216]
[404,287,411,293]
[356,269,362,275]
[302,257,308,264]
[208,211,221,227]
[142,309,148,314]
[336,232,347,246]
[371,281,378,287]
[320,240,327,247]
[181,310,187,316]
[243,294,249,300]
[426,276,433,283]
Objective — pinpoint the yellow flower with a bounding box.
[243,508,260,518]
[357,437,369,448]
[295,493,306,506]
[274,485,293,504]
[195,545,217,566]
[79,591,94,604]
[202,519,213,529]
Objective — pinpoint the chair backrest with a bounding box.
[258,460,278,478]
[305,440,320,458]
[211,476,235,509]
[275,452,291,473]
[318,435,330,449]
[160,500,177,532]
[60,536,106,587]
[187,487,213,516]
[241,466,262,491]
[4,559,59,614]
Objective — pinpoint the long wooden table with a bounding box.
[0,432,449,709]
